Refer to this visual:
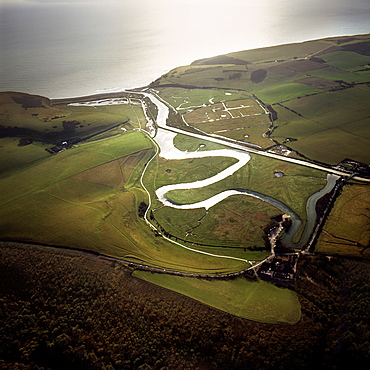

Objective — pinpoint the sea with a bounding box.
[0,0,369,99]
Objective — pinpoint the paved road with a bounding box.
[143,91,370,183]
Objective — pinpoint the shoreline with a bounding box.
[2,32,369,101]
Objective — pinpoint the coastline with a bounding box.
[2,32,369,101]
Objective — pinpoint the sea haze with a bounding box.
[0,0,369,98]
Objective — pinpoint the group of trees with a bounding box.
[0,243,369,369]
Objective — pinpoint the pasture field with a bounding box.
[0,132,149,206]
[248,82,321,105]
[316,183,370,258]
[192,117,272,148]
[272,104,327,139]
[308,66,370,83]
[173,132,230,151]
[133,271,301,324]
[273,86,370,164]
[152,194,277,254]
[284,128,370,165]
[189,114,264,131]
[319,51,370,71]
[282,86,370,128]
[154,63,323,104]
[223,124,272,147]
[214,33,370,64]
[143,155,238,191]
[357,70,370,77]
[342,118,370,140]
[154,65,249,91]
[0,131,152,208]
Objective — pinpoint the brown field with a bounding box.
[293,77,342,90]
[266,64,299,77]
[208,197,275,244]
[316,184,370,258]
[281,59,327,72]
[70,150,149,187]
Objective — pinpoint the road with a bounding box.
[142,90,370,182]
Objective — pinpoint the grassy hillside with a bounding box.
[0,130,253,274]
[0,91,146,146]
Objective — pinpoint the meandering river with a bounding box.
[70,93,339,249]
[145,92,338,249]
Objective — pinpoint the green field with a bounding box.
[308,66,370,83]
[319,50,370,71]
[0,138,51,177]
[251,83,321,105]
[134,271,301,324]
[225,40,331,63]
[173,133,230,151]
[272,86,370,164]
[151,150,327,220]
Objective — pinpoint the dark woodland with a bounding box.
[0,243,369,369]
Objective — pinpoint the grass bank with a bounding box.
[134,271,301,324]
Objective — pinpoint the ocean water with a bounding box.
[0,0,369,98]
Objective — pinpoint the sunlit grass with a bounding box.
[134,271,301,324]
